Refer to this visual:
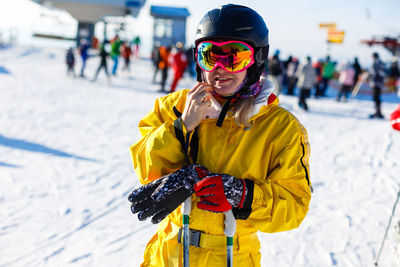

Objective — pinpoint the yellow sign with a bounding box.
[319,23,337,29]
[327,30,345,43]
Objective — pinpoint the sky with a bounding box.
[138,0,400,65]
[0,0,399,65]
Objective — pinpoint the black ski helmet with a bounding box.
[194,4,269,86]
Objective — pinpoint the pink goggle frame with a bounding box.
[196,40,255,73]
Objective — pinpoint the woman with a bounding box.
[128,4,312,266]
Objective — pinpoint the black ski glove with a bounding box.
[128,164,210,224]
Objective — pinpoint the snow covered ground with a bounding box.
[0,46,399,267]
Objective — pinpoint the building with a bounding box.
[150,5,190,48]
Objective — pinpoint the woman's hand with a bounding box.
[181,83,214,132]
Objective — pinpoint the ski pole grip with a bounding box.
[182,197,192,215]
[224,210,236,237]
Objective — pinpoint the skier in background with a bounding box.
[267,50,283,95]
[387,57,400,93]
[369,52,386,118]
[128,4,312,266]
[169,42,188,93]
[352,57,362,91]
[313,59,324,97]
[285,55,298,95]
[336,61,355,102]
[110,34,122,76]
[151,41,161,83]
[319,55,336,97]
[158,45,170,92]
[65,47,75,77]
[132,35,141,57]
[296,56,316,111]
[92,42,110,83]
[78,39,89,78]
[121,41,132,73]
[185,45,197,78]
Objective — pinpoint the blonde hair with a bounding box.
[231,97,255,127]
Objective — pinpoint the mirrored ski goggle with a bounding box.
[196,41,255,73]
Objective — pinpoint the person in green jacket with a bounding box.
[110,34,122,76]
[318,55,336,97]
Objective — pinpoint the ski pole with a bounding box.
[375,190,400,266]
[182,197,191,267]
[224,210,236,267]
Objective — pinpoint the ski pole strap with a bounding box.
[177,228,257,249]
[173,106,199,164]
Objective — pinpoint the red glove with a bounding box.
[193,174,247,212]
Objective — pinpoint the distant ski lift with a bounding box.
[34,0,147,45]
[361,36,400,55]
[36,0,147,22]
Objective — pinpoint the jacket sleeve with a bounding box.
[130,96,188,184]
[247,116,312,233]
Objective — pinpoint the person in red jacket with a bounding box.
[121,41,132,72]
[169,42,188,93]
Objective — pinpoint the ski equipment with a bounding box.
[194,173,251,212]
[196,40,255,73]
[128,165,208,224]
[224,210,236,267]
[182,197,191,267]
[375,190,400,266]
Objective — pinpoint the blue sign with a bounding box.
[126,1,141,8]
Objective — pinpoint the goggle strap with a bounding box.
[216,100,232,127]
[216,93,241,127]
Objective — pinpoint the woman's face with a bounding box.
[203,67,247,96]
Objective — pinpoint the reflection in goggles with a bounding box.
[197,41,254,73]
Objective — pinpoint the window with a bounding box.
[154,18,172,39]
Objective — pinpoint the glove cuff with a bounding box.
[232,179,254,220]
[237,179,247,208]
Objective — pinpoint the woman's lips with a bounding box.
[214,77,231,84]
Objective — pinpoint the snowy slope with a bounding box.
[0,46,400,267]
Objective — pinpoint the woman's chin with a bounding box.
[213,84,235,96]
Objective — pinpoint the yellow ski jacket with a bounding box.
[130,89,312,266]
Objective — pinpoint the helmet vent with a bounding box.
[235,27,253,32]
